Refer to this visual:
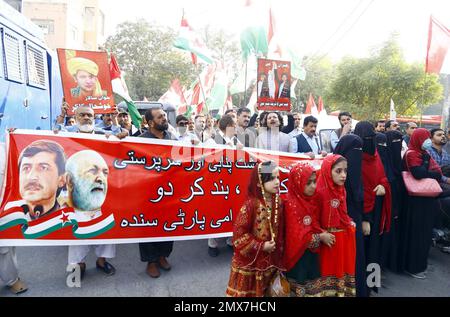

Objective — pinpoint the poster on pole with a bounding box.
[257,58,291,112]
[57,49,114,115]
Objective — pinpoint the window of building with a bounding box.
[84,7,95,32]
[71,26,78,41]
[2,30,24,83]
[31,19,55,35]
[99,11,105,36]
[26,43,46,89]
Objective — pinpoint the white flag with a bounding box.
[390,99,396,121]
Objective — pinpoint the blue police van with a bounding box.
[0,1,63,142]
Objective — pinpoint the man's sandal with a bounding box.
[9,279,28,295]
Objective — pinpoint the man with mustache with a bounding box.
[139,108,178,278]
[65,150,116,279]
[2,141,66,294]
[5,140,66,220]
[290,115,327,159]
[55,103,128,139]
[236,107,257,148]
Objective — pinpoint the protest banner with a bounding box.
[257,58,291,112]
[57,49,114,115]
[0,130,322,246]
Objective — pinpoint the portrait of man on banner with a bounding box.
[257,58,291,112]
[4,140,67,221]
[64,150,109,222]
[57,49,114,116]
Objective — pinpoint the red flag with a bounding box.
[109,54,121,80]
[317,96,324,113]
[180,16,198,65]
[426,16,450,74]
[304,93,316,114]
[158,79,187,114]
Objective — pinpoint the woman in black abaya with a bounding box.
[334,134,367,297]
[381,130,404,272]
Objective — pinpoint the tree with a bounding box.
[104,20,196,101]
[326,35,444,120]
[292,56,335,112]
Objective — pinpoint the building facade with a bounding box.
[22,0,105,50]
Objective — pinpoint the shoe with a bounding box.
[78,263,86,280]
[208,247,219,257]
[9,279,28,295]
[158,257,171,271]
[406,271,426,279]
[146,262,160,278]
[96,260,116,276]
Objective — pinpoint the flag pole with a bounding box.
[195,63,209,114]
[243,58,248,105]
[419,72,428,127]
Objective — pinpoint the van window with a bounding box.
[0,29,3,78]
[26,43,46,89]
[3,30,24,83]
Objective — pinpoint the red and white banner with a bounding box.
[0,130,322,246]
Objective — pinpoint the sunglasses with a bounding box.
[178,121,189,127]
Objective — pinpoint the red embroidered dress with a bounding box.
[226,196,285,297]
[316,154,356,297]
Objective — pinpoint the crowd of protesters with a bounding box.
[1,101,449,297]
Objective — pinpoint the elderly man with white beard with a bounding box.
[65,150,115,279]
[54,102,129,139]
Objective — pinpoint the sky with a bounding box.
[101,0,450,70]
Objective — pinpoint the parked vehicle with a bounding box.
[0,1,63,142]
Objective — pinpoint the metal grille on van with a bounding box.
[26,45,46,88]
[3,32,23,82]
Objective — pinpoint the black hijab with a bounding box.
[386,130,403,177]
[354,121,376,155]
[334,134,364,204]
[376,132,395,182]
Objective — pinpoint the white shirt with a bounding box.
[290,132,321,154]
[288,127,302,138]
[278,82,285,98]
[178,132,200,145]
[330,130,340,151]
[256,129,292,152]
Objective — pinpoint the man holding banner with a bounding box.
[66,150,116,278]
[139,108,178,278]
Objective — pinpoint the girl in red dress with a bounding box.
[316,154,357,297]
[226,161,285,297]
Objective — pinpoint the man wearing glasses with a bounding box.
[176,115,200,145]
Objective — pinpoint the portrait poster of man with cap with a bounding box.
[57,49,114,116]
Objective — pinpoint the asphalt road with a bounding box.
[1,239,449,297]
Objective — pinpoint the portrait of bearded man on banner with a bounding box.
[65,150,109,221]
[5,140,66,221]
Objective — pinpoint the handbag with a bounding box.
[402,152,442,197]
[267,271,290,297]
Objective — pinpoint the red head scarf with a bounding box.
[316,154,353,229]
[406,128,442,173]
[284,162,322,271]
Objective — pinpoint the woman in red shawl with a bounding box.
[226,161,285,297]
[316,154,356,297]
[354,121,392,294]
[400,128,442,279]
[284,162,336,297]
